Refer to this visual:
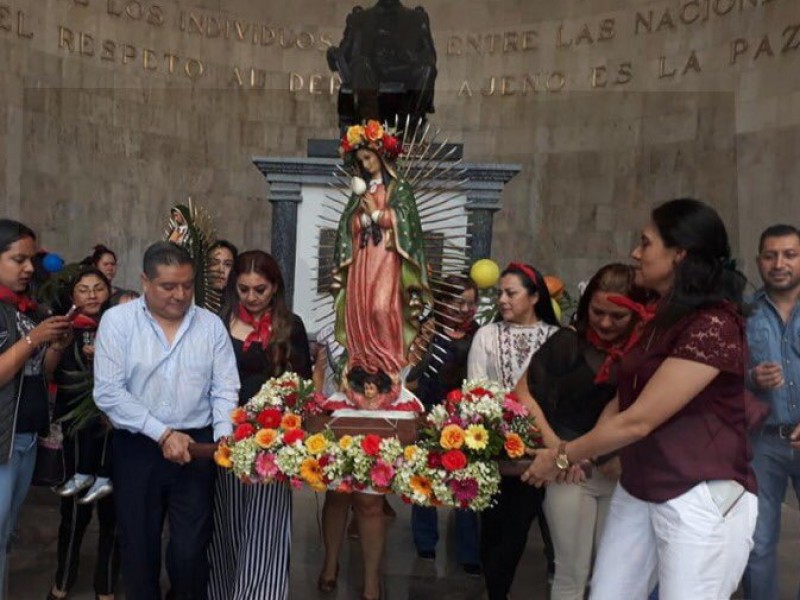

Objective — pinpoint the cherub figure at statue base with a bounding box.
[324,365,423,413]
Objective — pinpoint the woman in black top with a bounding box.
[0,219,71,599]
[207,250,312,600]
[45,267,119,600]
[515,264,647,600]
[409,275,481,571]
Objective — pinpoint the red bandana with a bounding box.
[0,285,37,314]
[506,262,539,286]
[587,295,657,384]
[238,304,272,352]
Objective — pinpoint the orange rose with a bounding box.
[231,407,248,425]
[364,120,384,142]
[504,432,526,459]
[409,475,432,498]
[281,413,302,430]
[440,424,465,450]
[255,428,278,449]
[214,444,232,469]
[300,457,324,489]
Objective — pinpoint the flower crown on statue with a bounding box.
[339,120,403,160]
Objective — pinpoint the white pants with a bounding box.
[590,482,757,600]
[544,470,616,600]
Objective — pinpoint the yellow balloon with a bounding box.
[470,259,501,289]
[552,298,562,324]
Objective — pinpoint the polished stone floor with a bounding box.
[7,486,800,599]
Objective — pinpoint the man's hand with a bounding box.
[162,431,194,464]
[751,362,785,390]
[790,424,800,450]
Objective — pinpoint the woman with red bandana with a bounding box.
[208,250,312,600]
[514,264,650,600]
[0,219,71,599]
[45,267,119,600]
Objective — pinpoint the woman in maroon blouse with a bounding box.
[523,198,758,600]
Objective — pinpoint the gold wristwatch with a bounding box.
[555,441,570,471]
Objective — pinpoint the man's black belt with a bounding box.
[762,424,797,439]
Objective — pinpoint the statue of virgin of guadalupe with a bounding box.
[330,121,431,410]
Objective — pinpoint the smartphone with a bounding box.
[65,305,81,321]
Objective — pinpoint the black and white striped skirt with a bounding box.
[207,468,292,600]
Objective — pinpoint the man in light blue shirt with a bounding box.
[94,241,239,600]
[744,224,800,600]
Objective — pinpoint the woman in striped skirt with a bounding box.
[207,251,312,599]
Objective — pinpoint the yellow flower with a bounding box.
[305,433,329,456]
[339,435,354,450]
[404,445,419,461]
[255,428,278,449]
[464,425,489,450]
[300,457,323,484]
[214,444,232,469]
[440,424,465,450]
[409,474,432,498]
[346,125,365,147]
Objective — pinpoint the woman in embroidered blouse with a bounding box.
[467,262,560,600]
[525,199,758,600]
[207,250,312,600]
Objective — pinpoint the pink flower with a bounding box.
[290,477,303,490]
[370,460,395,488]
[503,396,528,418]
[449,478,479,503]
[255,453,279,479]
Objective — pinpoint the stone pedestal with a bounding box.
[253,152,520,320]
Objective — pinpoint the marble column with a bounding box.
[267,181,302,306]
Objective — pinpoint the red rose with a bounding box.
[470,387,490,398]
[284,393,298,408]
[382,133,401,157]
[361,434,382,456]
[441,449,467,472]
[503,412,514,423]
[446,389,463,404]
[319,455,331,468]
[283,429,306,445]
[233,423,255,441]
[427,451,442,469]
[256,408,282,429]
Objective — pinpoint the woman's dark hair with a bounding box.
[434,274,479,329]
[59,267,112,316]
[221,250,294,376]
[89,244,117,266]
[500,263,560,326]
[208,240,239,260]
[574,263,649,337]
[0,219,36,253]
[649,198,746,329]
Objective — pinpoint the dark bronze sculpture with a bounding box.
[327,0,437,129]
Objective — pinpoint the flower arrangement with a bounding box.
[215,375,537,511]
[339,119,403,159]
[391,379,541,509]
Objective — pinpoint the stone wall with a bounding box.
[0,0,798,289]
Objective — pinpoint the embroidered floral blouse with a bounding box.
[467,321,559,389]
[618,303,756,502]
